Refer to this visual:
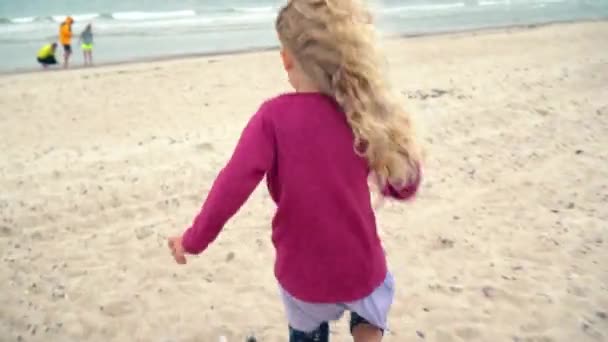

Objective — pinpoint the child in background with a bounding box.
[168,0,422,341]
[79,24,94,66]
[36,42,58,69]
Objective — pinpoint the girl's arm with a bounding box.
[180,103,275,254]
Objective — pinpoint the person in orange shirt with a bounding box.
[59,16,74,68]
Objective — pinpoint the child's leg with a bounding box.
[346,272,395,341]
[350,312,382,342]
[280,286,344,342]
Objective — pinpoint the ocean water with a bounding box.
[1,0,607,72]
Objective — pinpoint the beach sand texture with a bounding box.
[1,21,607,342]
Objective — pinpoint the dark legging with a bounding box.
[288,311,375,342]
[37,56,57,65]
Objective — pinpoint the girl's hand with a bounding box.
[168,236,187,264]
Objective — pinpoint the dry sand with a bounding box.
[1,21,607,342]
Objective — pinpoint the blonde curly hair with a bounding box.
[276,0,421,186]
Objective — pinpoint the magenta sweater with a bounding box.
[182,93,420,303]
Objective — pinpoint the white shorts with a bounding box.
[280,272,395,332]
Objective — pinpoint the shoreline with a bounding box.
[3,17,606,77]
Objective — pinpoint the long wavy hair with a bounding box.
[276,0,421,186]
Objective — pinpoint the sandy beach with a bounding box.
[1,21,607,342]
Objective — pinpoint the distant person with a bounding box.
[36,43,58,69]
[79,23,94,66]
[167,0,422,341]
[59,16,74,68]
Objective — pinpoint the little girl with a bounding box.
[79,24,94,66]
[168,0,422,341]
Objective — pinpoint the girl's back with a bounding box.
[81,29,93,44]
[262,92,386,302]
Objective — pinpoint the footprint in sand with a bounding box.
[454,326,481,340]
[519,315,548,334]
[135,225,154,240]
[480,285,524,307]
[194,142,214,152]
[99,300,134,317]
[0,225,12,237]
